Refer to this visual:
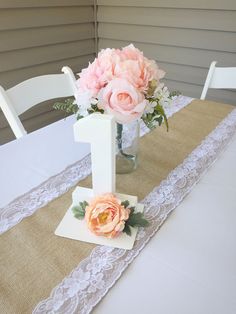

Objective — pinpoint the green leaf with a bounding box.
[129,206,135,215]
[121,200,129,208]
[154,115,163,126]
[79,201,88,210]
[76,114,84,120]
[74,213,84,219]
[156,104,169,131]
[88,103,104,115]
[126,212,149,228]
[72,205,85,220]
[123,224,132,236]
[169,90,181,98]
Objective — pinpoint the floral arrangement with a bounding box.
[72,193,149,238]
[54,44,179,130]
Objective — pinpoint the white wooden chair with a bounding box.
[200,61,236,100]
[0,66,77,139]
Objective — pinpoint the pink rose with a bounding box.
[99,78,147,124]
[85,193,130,238]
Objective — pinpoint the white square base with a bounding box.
[55,187,144,250]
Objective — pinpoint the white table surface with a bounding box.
[1,113,236,314]
[0,115,90,208]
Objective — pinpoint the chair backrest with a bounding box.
[0,66,77,139]
[200,61,236,100]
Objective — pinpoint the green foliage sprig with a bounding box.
[121,200,149,236]
[72,201,88,220]
[143,98,169,131]
[53,98,78,114]
[53,88,181,132]
[53,98,104,121]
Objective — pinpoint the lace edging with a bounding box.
[33,108,236,314]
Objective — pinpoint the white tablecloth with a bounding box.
[0,95,192,209]
[0,115,90,208]
[1,102,236,313]
[94,132,236,314]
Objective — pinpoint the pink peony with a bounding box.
[77,48,122,96]
[85,193,130,238]
[77,59,102,96]
[114,44,165,92]
[98,78,148,124]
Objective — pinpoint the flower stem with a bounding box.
[116,123,134,159]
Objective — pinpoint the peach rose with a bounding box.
[98,78,148,124]
[85,193,130,238]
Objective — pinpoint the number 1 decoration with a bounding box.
[73,114,116,195]
[55,113,144,249]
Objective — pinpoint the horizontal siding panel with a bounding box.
[0,6,94,30]
[0,2,95,144]
[0,39,95,72]
[0,53,94,90]
[98,7,236,32]
[0,0,93,8]
[164,79,236,105]
[98,0,236,10]
[158,62,207,86]
[200,89,236,106]
[98,23,236,52]
[98,39,236,68]
[98,3,236,106]
[0,23,94,53]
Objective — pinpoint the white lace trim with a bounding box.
[32,108,236,313]
[0,96,192,235]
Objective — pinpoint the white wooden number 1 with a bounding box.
[73,114,116,196]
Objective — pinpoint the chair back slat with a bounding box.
[0,66,77,139]
[7,74,74,115]
[210,68,236,89]
[201,61,236,100]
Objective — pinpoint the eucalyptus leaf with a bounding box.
[72,205,85,220]
[53,97,78,115]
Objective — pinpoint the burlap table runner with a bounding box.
[0,99,234,313]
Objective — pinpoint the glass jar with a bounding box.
[116,120,139,174]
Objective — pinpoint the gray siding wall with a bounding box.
[0,0,95,144]
[97,0,236,105]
